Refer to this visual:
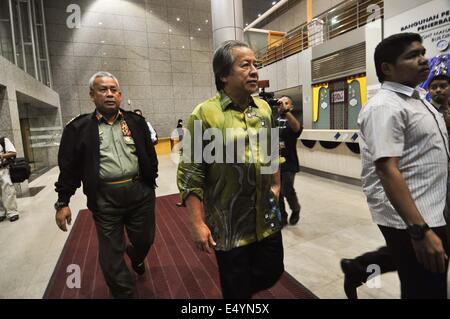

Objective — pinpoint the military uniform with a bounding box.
[55,109,158,298]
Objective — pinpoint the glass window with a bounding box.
[0,21,14,62]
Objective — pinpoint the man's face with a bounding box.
[429,79,450,105]
[383,41,429,87]
[90,76,121,114]
[222,47,259,96]
[277,96,293,112]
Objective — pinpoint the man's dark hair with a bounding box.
[429,74,450,87]
[374,33,423,83]
[213,40,250,91]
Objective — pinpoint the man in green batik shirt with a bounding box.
[177,40,284,299]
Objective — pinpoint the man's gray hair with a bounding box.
[213,40,250,91]
[88,71,120,91]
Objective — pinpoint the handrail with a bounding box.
[254,0,383,67]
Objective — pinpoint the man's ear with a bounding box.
[381,62,394,79]
[220,76,227,85]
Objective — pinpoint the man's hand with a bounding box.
[191,222,216,254]
[55,206,72,232]
[412,230,448,273]
[271,184,281,201]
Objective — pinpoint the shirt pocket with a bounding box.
[123,136,135,145]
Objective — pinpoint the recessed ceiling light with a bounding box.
[176,17,180,21]
[197,28,201,31]
[272,1,277,5]
[190,36,194,40]
[205,19,208,23]
[182,45,185,49]
[98,22,103,25]
[257,13,261,17]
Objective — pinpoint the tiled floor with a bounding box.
[2,153,446,299]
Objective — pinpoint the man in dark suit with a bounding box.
[54,71,158,298]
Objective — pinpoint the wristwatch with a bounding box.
[54,201,68,210]
[407,223,430,240]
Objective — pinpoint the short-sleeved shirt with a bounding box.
[358,81,449,229]
[0,138,16,153]
[0,137,16,167]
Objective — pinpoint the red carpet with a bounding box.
[44,194,317,299]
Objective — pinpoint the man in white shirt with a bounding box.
[358,32,449,299]
[0,137,19,222]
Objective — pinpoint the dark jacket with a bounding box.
[55,109,158,211]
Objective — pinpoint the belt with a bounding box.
[102,176,141,186]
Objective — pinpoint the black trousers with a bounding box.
[93,180,155,299]
[353,246,397,283]
[378,225,449,299]
[214,231,284,299]
[279,171,300,220]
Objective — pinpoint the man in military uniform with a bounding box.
[54,71,158,298]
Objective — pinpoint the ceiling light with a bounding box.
[257,13,261,17]
[176,17,180,21]
[272,1,277,5]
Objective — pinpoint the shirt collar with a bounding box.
[381,81,425,100]
[430,98,443,110]
[219,90,258,111]
[95,109,123,123]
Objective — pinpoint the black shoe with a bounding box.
[340,258,362,299]
[0,216,5,222]
[289,212,300,225]
[9,215,19,222]
[126,245,145,275]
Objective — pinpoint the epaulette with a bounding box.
[65,113,89,126]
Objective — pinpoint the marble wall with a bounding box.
[45,0,215,138]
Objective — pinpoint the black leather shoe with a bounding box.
[289,212,300,225]
[0,216,5,222]
[9,215,19,222]
[126,245,145,275]
[340,258,362,299]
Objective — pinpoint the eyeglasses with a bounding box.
[429,83,449,90]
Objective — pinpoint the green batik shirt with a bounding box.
[177,91,282,251]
